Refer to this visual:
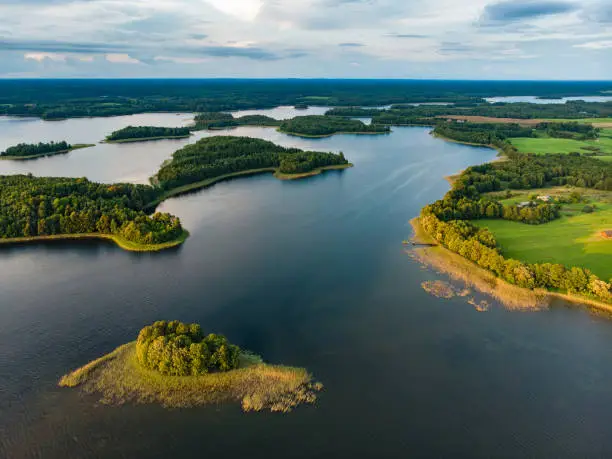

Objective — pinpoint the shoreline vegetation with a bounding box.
[146,163,353,211]
[0,230,189,252]
[104,126,192,143]
[59,321,323,413]
[0,137,352,252]
[0,143,95,160]
[410,218,612,314]
[104,135,191,144]
[277,128,389,138]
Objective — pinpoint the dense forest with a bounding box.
[0,175,184,245]
[419,153,612,303]
[3,79,610,120]
[279,115,390,136]
[136,320,241,376]
[193,112,280,129]
[155,136,348,190]
[105,126,191,142]
[1,141,72,158]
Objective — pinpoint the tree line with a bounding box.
[1,141,71,157]
[106,126,191,141]
[0,175,183,245]
[420,214,612,303]
[136,320,241,376]
[155,136,349,190]
[193,112,280,129]
[279,115,390,136]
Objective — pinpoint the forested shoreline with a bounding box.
[0,141,94,159]
[0,136,350,250]
[155,136,349,190]
[105,126,191,142]
[279,115,390,137]
[0,175,185,248]
[418,154,612,304]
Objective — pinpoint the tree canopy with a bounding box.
[1,141,72,158]
[136,320,241,376]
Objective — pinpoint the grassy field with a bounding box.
[474,188,612,280]
[510,129,612,156]
[59,342,321,412]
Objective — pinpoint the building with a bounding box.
[537,195,552,202]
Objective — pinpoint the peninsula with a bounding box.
[0,141,94,160]
[413,147,612,311]
[0,136,351,251]
[59,320,322,412]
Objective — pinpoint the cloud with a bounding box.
[105,53,141,64]
[0,39,128,54]
[0,0,609,78]
[481,0,579,23]
[574,40,612,50]
[385,33,429,39]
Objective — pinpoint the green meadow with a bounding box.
[474,188,612,280]
[510,129,612,156]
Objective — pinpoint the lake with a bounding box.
[486,95,612,104]
[2,110,612,458]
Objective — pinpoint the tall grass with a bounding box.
[59,343,322,413]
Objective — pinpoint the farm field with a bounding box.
[510,129,612,156]
[474,188,612,280]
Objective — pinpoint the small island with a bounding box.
[193,112,281,129]
[278,115,390,138]
[59,320,322,412]
[105,126,192,143]
[0,141,94,160]
[151,136,351,203]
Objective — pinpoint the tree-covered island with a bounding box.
[1,141,95,160]
[278,115,390,137]
[193,112,281,129]
[59,320,323,412]
[105,126,192,143]
[151,136,351,201]
[0,136,352,251]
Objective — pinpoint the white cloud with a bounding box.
[105,53,141,64]
[24,52,67,62]
[574,40,612,49]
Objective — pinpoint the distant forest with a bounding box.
[1,79,611,120]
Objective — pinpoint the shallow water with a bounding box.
[2,113,612,458]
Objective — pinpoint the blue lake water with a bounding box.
[2,110,612,457]
[486,96,612,104]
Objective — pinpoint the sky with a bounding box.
[0,0,611,79]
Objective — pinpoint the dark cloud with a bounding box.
[482,0,579,23]
[385,33,428,39]
[338,42,364,47]
[438,42,474,54]
[0,39,128,54]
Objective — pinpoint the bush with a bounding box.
[582,205,594,213]
[136,320,240,376]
